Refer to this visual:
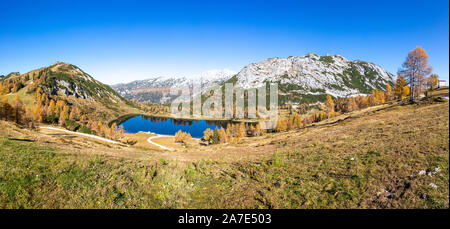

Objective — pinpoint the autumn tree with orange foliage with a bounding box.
[0,97,13,121]
[399,46,433,102]
[203,128,214,144]
[32,104,43,123]
[0,95,34,126]
[325,94,335,117]
[69,107,80,121]
[385,84,392,101]
[402,86,410,100]
[427,74,439,91]
[275,119,287,132]
[394,74,408,99]
[175,130,191,143]
[59,105,70,126]
[13,94,24,124]
[355,95,370,109]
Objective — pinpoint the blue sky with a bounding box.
[0,0,448,85]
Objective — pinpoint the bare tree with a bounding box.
[399,46,433,102]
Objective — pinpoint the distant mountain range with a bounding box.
[1,53,394,113]
[111,69,236,103]
[112,53,394,105]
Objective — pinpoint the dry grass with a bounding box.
[0,101,448,208]
[428,86,449,97]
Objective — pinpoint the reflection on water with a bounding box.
[119,115,231,138]
[140,115,231,127]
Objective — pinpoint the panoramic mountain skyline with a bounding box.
[0,0,448,85]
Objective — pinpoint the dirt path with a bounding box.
[39,126,120,144]
[147,135,174,151]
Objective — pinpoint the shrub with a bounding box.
[319,55,335,64]
[203,128,213,144]
[44,114,59,124]
[211,128,220,144]
[175,130,191,143]
[64,119,80,131]
[269,152,284,167]
[78,125,93,134]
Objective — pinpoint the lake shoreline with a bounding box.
[116,114,239,138]
[110,113,261,126]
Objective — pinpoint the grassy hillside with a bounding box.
[0,100,448,208]
[0,62,140,123]
[3,85,36,109]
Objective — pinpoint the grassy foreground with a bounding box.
[0,102,448,208]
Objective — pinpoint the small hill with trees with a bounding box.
[0,62,140,138]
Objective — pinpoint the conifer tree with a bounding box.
[69,107,80,121]
[402,86,410,100]
[13,94,24,124]
[226,126,233,141]
[59,105,69,126]
[219,128,227,143]
[48,100,56,116]
[394,74,408,99]
[33,104,43,123]
[203,128,213,143]
[385,84,392,101]
[325,94,335,115]
[111,123,118,137]
[97,121,104,136]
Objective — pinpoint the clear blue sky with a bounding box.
[0,0,448,85]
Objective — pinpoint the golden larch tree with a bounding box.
[203,128,213,143]
[427,74,439,90]
[13,94,24,124]
[48,100,56,116]
[394,74,408,99]
[69,107,80,121]
[32,104,43,123]
[325,94,335,117]
[385,84,392,101]
[399,46,433,102]
[402,86,410,100]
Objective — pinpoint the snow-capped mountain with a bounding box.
[111,69,236,103]
[230,53,394,104]
[112,53,394,105]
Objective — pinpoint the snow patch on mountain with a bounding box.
[111,53,394,105]
[234,53,394,99]
[111,69,237,103]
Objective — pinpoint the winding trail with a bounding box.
[40,127,176,151]
[146,135,174,151]
[39,126,120,144]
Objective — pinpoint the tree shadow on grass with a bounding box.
[8,138,35,142]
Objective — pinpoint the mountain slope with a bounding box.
[231,53,394,104]
[111,69,236,103]
[230,53,393,102]
[111,53,394,105]
[0,62,139,122]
